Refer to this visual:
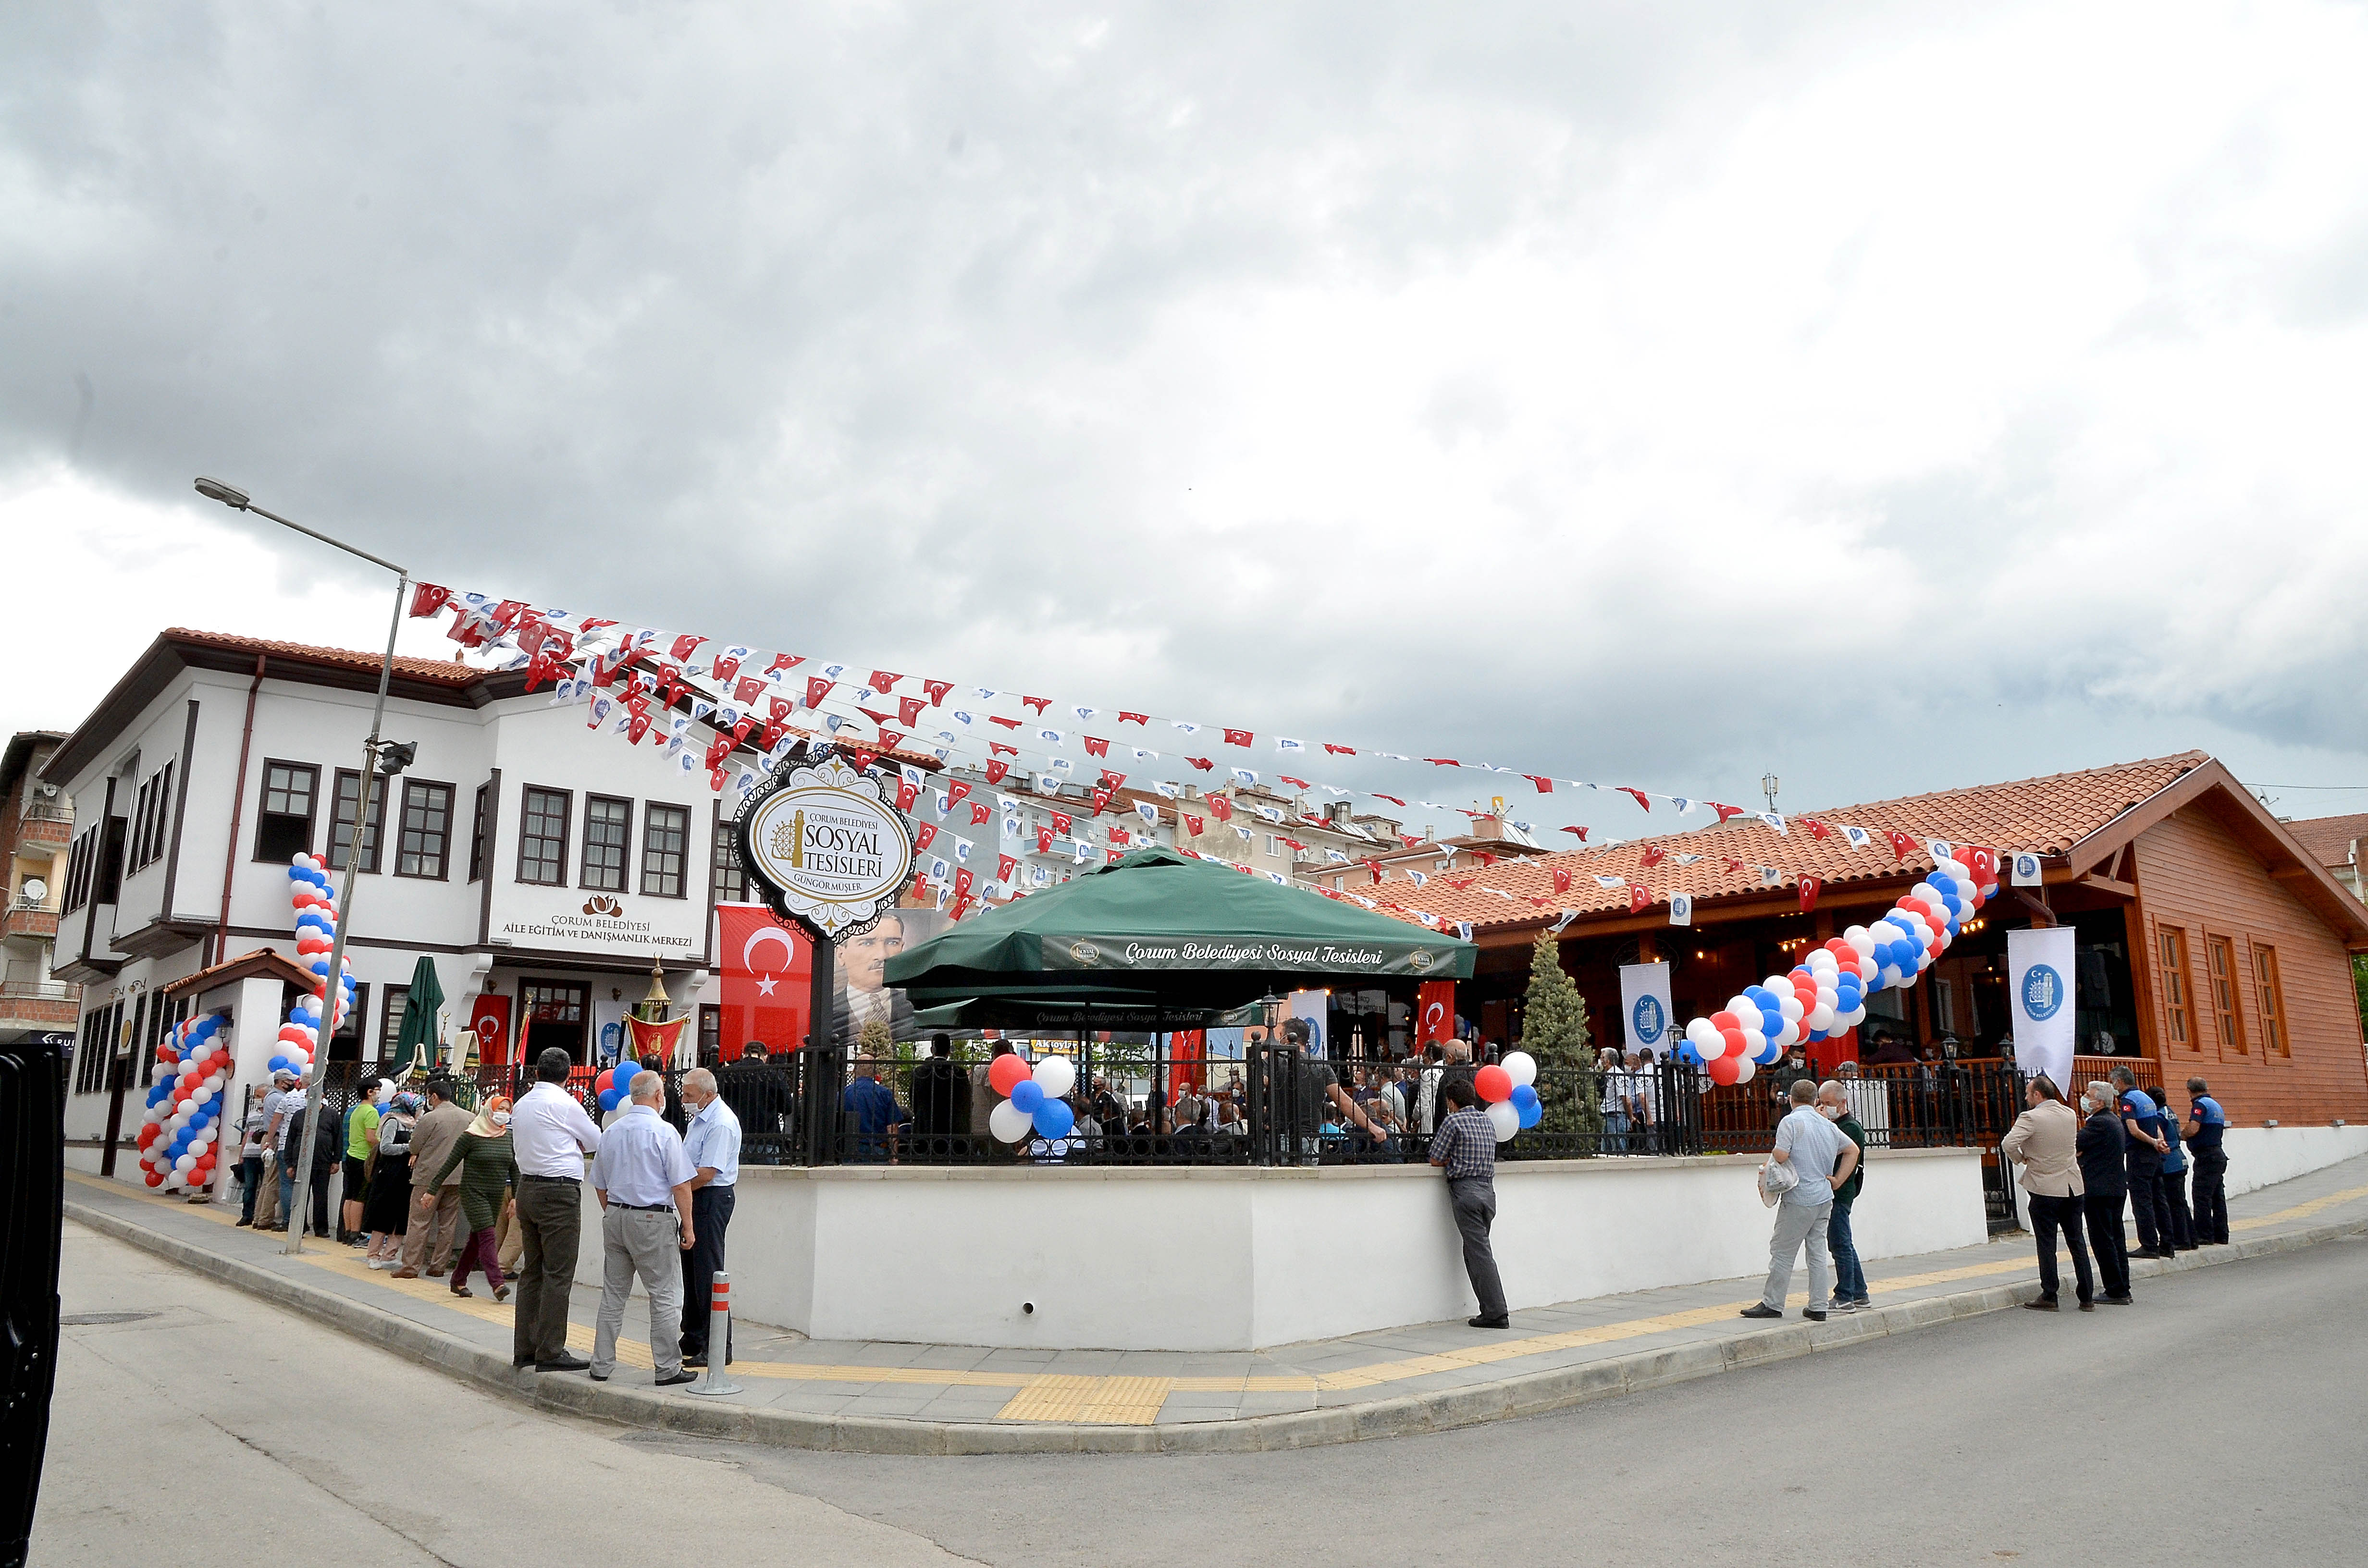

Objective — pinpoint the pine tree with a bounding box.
[1521,929,1601,1149]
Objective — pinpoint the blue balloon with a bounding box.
[268,1054,289,1073]
[1516,1096,1542,1130]
[1008,1079,1045,1114]
[1031,1098,1074,1139]
[597,1086,625,1113]
[1509,1083,1540,1114]
[1675,1041,1704,1066]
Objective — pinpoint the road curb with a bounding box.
[64,1198,2364,1455]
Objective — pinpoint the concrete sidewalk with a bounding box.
[64,1154,2368,1454]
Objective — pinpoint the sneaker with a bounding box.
[1738,1303,1784,1320]
[1850,1297,1873,1310]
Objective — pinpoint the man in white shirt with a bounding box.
[509,1046,602,1373]
[1740,1078,1860,1323]
[677,1068,741,1369]
[588,1071,698,1387]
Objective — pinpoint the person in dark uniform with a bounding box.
[2078,1081,2134,1304]
[907,1033,972,1162]
[2183,1078,2231,1245]
[2112,1067,2172,1257]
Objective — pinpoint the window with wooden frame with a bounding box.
[641,802,689,897]
[711,807,746,906]
[379,985,410,1060]
[255,761,319,863]
[396,780,455,879]
[469,783,490,882]
[329,769,386,873]
[2204,934,2246,1057]
[62,829,95,914]
[518,786,570,886]
[129,761,175,873]
[2155,924,2195,1051]
[2253,943,2290,1057]
[581,795,632,893]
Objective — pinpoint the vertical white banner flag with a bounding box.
[591,1000,629,1068]
[2007,926,2078,1093]
[1289,990,1330,1059]
[1618,962,1676,1056]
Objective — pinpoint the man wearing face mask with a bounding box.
[677,1067,741,1370]
[1817,1081,1871,1312]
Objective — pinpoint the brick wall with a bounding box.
[2132,804,2368,1127]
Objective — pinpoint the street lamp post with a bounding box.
[195,477,409,1256]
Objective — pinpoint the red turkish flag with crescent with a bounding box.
[1552,867,1573,895]
[716,904,812,1060]
[1628,884,1653,914]
[467,994,512,1066]
[804,676,834,709]
[1416,981,1456,1046]
[1798,875,1824,913]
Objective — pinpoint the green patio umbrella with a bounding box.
[389,956,444,1076]
[887,846,1475,1012]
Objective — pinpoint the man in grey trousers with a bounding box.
[1429,1077,1510,1328]
[1740,1078,1860,1323]
[588,1071,701,1388]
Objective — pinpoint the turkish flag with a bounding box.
[1184,813,1204,835]
[716,904,813,1059]
[998,854,1018,883]
[870,670,902,691]
[669,634,707,663]
[1223,728,1253,747]
[1628,885,1653,914]
[1051,811,1073,838]
[1886,830,1915,862]
[804,676,834,709]
[1798,876,1824,912]
[895,780,920,813]
[1090,787,1113,816]
[1416,981,1456,1045]
[768,697,793,723]
[970,802,991,826]
[711,653,742,684]
[1084,736,1109,758]
[1639,845,1666,868]
[1552,868,1573,895]
[1037,826,1054,853]
[954,867,974,899]
[946,780,972,807]
[1207,795,1233,823]
[408,583,452,618]
[766,653,803,676]
[985,760,1010,784]
[899,696,926,726]
[924,679,954,706]
[467,994,512,1065]
[1167,1030,1206,1101]
[734,676,765,707]
[914,822,937,852]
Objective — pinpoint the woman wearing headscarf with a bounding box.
[362,1091,422,1270]
[429,1094,517,1300]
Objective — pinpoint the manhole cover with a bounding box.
[60,1311,158,1326]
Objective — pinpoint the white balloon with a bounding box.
[1486,1102,1520,1142]
[1732,1054,1756,1083]
[1685,1018,1720,1048]
[1773,1018,1800,1049]
[1807,1003,1837,1031]
[1031,1055,1077,1100]
[1805,949,1838,973]
[1729,1005,1765,1037]
[1502,1050,1537,1089]
[1696,1028,1730,1061]
[988,1101,1036,1144]
[1844,925,1877,957]
[1777,995,1805,1022]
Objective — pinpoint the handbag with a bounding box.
[1757,1156,1799,1208]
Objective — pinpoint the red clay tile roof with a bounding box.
[2285,813,2368,870]
[1333,752,2211,931]
[165,627,481,684]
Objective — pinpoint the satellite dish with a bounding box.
[20,878,47,905]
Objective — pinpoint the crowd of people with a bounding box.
[223,1046,741,1388]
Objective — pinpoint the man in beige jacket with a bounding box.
[2000,1074,2093,1311]
[395,1077,470,1279]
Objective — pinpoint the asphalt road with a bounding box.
[36,1222,2368,1567]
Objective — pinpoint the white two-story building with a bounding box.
[49,628,749,1179]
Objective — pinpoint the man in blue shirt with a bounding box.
[843,1070,908,1163]
[2111,1067,2173,1258]
[678,1067,742,1369]
[2182,1078,2231,1245]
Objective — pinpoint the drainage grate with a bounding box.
[59,1311,159,1326]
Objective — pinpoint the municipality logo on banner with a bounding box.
[2007,925,2077,1094]
[1618,962,1675,1053]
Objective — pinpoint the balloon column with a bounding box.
[1673,853,1999,1090]
[1473,1050,1542,1143]
[135,1010,234,1190]
[595,1063,641,1115]
[987,1050,1079,1144]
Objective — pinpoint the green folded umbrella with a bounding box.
[390,956,444,1076]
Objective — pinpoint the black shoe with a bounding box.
[681,1352,706,1369]
[2176,1244,2198,1252]
[1802,1310,1826,1322]
[513,1357,536,1368]
[1467,1314,1509,1329]
[234,1217,253,1227]
[2132,1248,2169,1260]
[589,1371,609,1383]
[534,1353,592,1373]
[655,1370,700,1387]
[2103,1294,2134,1306]
[2077,1300,2096,1311]
[2023,1298,2060,1311]
[1739,1303,1783,1320]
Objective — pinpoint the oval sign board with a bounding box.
[737,750,915,940]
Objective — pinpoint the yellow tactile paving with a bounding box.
[68,1168,2368,1422]
[996,1374,1177,1424]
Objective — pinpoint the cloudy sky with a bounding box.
[7,1,2368,829]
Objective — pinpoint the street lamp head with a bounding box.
[193,476,251,510]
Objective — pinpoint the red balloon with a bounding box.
[1474,1064,1513,1103]
[1719,1027,1750,1058]
[988,1053,1034,1096]
[1709,1009,1740,1033]
[145,1172,165,1188]
[594,1068,617,1095]
[1706,1054,1742,1086]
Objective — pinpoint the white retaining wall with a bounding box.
[567,1147,1986,1351]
